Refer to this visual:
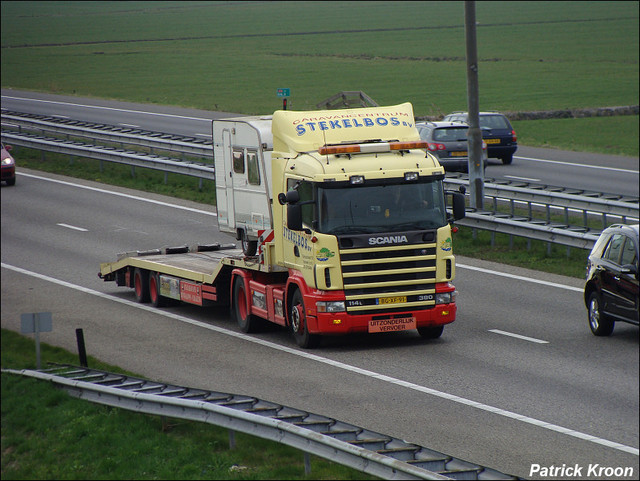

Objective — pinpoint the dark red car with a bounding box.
[1,143,16,186]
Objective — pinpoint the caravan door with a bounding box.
[222,128,236,230]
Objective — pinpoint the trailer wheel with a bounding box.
[418,325,444,339]
[233,276,259,333]
[240,231,258,257]
[133,268,150,303]
[149,272,166,307]
[289,289,320,349]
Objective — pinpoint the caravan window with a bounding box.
[233,149,245,174]
[247,151,260,185]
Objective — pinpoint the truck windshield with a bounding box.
[316,180,447,235]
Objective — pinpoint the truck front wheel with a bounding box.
[418,325,444,339]
[133,268,150,303]
[233,276,259,333]
[289,289,320,349]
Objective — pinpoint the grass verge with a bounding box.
[1,329,377,480]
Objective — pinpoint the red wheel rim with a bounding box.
[237,283,247,320]
[150,275,158,304]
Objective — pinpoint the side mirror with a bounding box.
[286,190,300,204]
[287,204,303,231]
[278,190,300,205]
[447,191,466,222]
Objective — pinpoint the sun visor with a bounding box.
[271,102,419,155]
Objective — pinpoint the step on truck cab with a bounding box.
[99,103,466,348]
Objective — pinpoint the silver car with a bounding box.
[416,121,487,173]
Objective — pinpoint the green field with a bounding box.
[1,1,638,117]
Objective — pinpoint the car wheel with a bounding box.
[6,177,16,186]
[501,154,513,165]
[587,292,614,336]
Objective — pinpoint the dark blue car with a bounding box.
[442,111,518,165]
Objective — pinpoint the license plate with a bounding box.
[369,316,417,333]
[377,296,406,305]
[450,151,467,157]
[485,138,501,144]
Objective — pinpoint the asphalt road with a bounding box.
[2,168,638,480]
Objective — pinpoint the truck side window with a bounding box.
[287,178,314,227]
[247,151,260,185]
[233,149,245,174]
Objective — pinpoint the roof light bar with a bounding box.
[318,141,428,156]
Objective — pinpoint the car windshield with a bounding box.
[480,115,510,129]
[316,179,447,235]
[433,127,468,142]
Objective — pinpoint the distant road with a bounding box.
[2,88,638,197]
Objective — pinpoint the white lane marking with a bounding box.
[504,175,540,182]
[56,223,88,232]
[489,329,549,344]
[2,263,637,457]
[17,172,217,217]
[2,95,210,122]
[515,156,639,174]
[118,123,140,128]
[457,263,584,293]
[195,133,212,138]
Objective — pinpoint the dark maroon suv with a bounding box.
[584,223,639,336]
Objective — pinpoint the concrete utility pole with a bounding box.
[464,0,484,209]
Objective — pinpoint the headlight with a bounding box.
[1,157,14,166]
[316,301,346,313]
[435,290,457,304]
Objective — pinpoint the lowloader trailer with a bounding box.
[99,103,466,348]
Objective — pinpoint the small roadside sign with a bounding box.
[21,312,53,369]
[276,88,290,98]
[21,312,53,334]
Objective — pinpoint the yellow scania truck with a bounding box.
[99,103,466,348]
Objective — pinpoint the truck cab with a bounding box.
[216,103,465,347]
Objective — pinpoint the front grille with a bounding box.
[338,235,438,315]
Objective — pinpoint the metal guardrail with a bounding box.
[2,110,638,250]
[444,176,639,221]
[3,364,519,480]
[0,131,214,180]
[1,110,213,158]
[444,176,639,250]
